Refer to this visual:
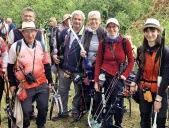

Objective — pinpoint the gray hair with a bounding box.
[22,7,35,17]
[71,10,85,21]
[88,11,101,19]
[49,17,57,26]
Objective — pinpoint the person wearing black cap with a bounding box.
[130,18,169,128]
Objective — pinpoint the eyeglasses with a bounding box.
[89,18,99,21]
[24,15,33,18]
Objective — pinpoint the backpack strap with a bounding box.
[16,40,45,55]
[39,41,45,52]
[102,38,106,60]
[16,40,22,56]
[102,38,126,60]
[122,38,126,55]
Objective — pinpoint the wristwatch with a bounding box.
[155,98,162,102]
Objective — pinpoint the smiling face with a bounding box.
[88,14,101,30]
[22,11,35,22]
[144,27,160,44]
[21,29,37,45]
[72,14,84,31]
[106,23,119,38]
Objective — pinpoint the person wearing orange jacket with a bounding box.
[7,21,53,128]
[130,18,169,128]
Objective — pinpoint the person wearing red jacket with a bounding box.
[94,18,134,127]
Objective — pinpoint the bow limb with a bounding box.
[57,95,63,114]
[158,29,165,87]
[53,94,60,114]
[68,19,85,52]
[152,112,157,128]
[128,97,131,117]
[49,97,54,120]
[88,96,93,127]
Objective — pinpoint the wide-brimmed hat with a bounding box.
[62,14,71,23]
[142,18,162,31]
[106,18,119,27]
[20,21,37,30]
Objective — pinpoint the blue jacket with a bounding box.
[60,26,85,72]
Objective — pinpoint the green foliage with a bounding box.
[0,0,169,47]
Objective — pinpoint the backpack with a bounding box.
[16,40,45,55]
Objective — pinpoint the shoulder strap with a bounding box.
[102,38,106,60]
[122,38,126,55]
[16,40,22,56]
[153,46,167,64]
[39,41,45,52]
[16,40,45,56]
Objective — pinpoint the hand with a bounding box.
[47,32,51,36]
[48,83,54,90]
[130,82,137,94]
[10,86,16,94]
[120,75,126,80]
[94,82,100,92]
[80,50,86,58]
[52,55,60,64]
[154,101,162,113]
[2,68,7,78]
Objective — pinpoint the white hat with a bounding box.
[106,18,119,27]
[21,21,37,30]
[62,14,71,23]
[143,18,162,31]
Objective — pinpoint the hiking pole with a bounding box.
[152,112,157,128]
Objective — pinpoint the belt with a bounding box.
[20,74,46,89]
[140,78,157,83]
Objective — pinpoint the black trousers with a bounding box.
[139,89,167,128]
[21,83,49,127]
[93,74,124,128]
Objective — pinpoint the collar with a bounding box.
[106,34,120,43]
[68,25,85,36]
[24,39,36,49]
[87,26,97,34]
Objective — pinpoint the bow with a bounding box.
[4,92,16,128]
[61,69,90,122]
[68,17,94,95]
[1,70,11,126]
[157,29,165,87]
[89,70,123,128]
[152,29,165,128]
[49,85,63,120]
[123,72,136,117]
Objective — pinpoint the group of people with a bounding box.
[0,6,168,128]
[0,16,15,41]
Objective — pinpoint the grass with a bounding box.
[0,85,169,128]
